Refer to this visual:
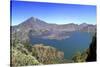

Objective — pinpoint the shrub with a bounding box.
[11,49,40,66]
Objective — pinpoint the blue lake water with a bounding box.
[30,32,93,59]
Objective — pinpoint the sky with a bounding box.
[11,0,96,25]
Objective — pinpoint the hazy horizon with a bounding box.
[11,1,96,25]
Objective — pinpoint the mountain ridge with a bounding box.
[11,16,96,42]
[12,17,96,26]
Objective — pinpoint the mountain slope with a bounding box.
[11,17,96,42]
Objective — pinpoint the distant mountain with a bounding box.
[11,17,96,42]
[79,23,96,32]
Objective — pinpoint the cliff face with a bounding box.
[86,34,96,61]
[32,44,64,64]
[72,34,96,63]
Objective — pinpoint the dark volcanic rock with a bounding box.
[86,34,97,61]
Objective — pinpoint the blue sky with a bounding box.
[11,1,96,25]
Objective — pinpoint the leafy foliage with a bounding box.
[11,39,41,66]
[72,51,82,62]
[31,44,65,64]
[11,38,65,66]
[11,49,40,66]
[72,50,88,62]
[11,36,94,66]
[22,41,32,52]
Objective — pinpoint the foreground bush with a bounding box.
[11,48,41,66]
[32,44,65,64]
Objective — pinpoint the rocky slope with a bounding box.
[11,17,96,42]
[32,44,64,64]
[11,39,65,66]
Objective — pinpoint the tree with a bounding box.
[72,51,82,62]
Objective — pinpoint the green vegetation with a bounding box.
[72,49,89,62]
[11,38,65,66]
[22,41,32,52]
[11,39,90,66]
[31,44,64,64]
[11,42,41,66]
[11,49,40,66]
[11,32,96,66]
[72,34,96,62]
[72,51,82,62]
